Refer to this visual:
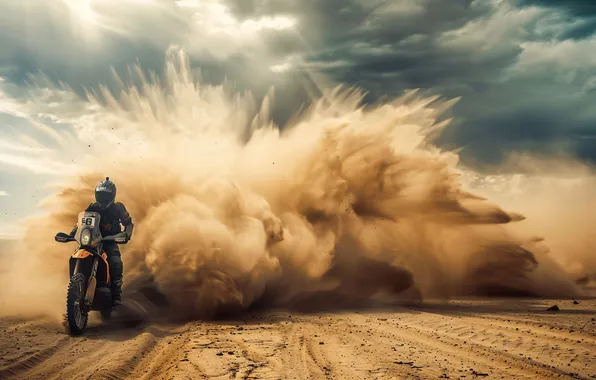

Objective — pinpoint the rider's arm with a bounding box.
[124,223,134,239]
[116,202,134,239]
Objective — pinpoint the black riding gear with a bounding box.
[103,242,123,306]
[69,182,133,306]
[88,200,133,305]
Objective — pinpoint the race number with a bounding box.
[81,216,96,227]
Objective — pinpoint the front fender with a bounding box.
[72,249,92,259]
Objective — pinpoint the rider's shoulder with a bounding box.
[85,202,99,211]
[113,201,128,212]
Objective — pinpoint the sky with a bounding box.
[0,0,595,239]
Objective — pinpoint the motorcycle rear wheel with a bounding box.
[66,273,88,335]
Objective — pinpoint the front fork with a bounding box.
[85,256,99,310]
[73,255,100,311]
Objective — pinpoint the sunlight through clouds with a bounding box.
[175,0,298,59]
[178,0,297,35]
[62,0,102,26]
[2,0,300,67]
[58,0,300,59]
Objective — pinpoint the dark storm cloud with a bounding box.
[233,0,516,99]
[223,0,596,167]
[225,0,487,48]
[559,18,596,40]
[443,99,596,170]
[516,0,596,38]
[517,0,596,17]
[226,0,506,103]
[1,0,595,169]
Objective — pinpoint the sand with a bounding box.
[0,298,594,379]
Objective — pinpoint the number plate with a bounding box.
[81,216,96,227]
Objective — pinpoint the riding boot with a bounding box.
[110,268,123,306]
[111,283,122,306]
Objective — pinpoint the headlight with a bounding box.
[81,229,91,245]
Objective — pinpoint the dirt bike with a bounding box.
[55,211,128,335]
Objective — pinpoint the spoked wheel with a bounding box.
[66,273,88,335]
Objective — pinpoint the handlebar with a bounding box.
[54,232,129,244]
[102,232,129,244]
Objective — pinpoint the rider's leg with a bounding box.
[104,242,123,305]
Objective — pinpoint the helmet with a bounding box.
[95,177,116,210]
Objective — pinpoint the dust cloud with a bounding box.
[0,48,592,321]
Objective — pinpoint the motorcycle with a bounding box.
[55,211,128,335]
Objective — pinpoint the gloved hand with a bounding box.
[124,224,134,244]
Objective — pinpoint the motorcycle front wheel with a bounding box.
[66,273,88,335]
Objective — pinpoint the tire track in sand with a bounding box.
[0,337,70,380]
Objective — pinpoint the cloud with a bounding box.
[250,0,596,167]
[0,0,310,124]
[506,37,596,90]
[0,0,595,171]
[0,191,8,196]
[516,0,596,18]
[0,0,301,74]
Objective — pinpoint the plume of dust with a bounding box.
[0,48,589,321]
[463,154,596,290]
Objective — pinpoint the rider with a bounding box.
[69,177,134,306]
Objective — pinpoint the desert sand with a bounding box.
[0,298,594,379]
